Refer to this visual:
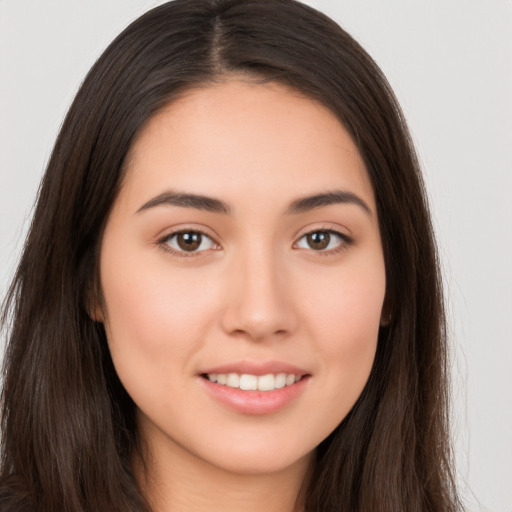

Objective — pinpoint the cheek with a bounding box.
[297,256,385,400]
[99,249,219,395]
[302,256,385,344]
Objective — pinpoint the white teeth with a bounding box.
[226,373,240,388]
[240,374,258,390]
[275,373,286,389]
[257,373,275,391]
[206,372,302,391]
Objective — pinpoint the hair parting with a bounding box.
[1,1,462,511]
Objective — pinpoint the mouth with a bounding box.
[198,363,311,415]
[201,372,304,391]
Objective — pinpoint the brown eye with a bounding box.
[296,230,348,252]
[164,231,216,253]
[306,231,330,250]
[177,232,202,251]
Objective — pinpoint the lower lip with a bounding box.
[199,376,310,415]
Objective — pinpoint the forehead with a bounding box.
[121,80,375,213]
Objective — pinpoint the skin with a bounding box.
[97,80,386,512]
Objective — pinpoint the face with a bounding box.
[98,81,386,477]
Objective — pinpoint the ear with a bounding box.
[85,282,105,323]
[88,300,105,323]
[379,298,392,327]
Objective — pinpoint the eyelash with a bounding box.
[157,228,219,258]
[157,228,353,258]
[295,228,353,256]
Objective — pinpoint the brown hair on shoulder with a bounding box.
[1,1,463,511]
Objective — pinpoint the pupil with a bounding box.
[307,231,330,250]
[177,232,201,251]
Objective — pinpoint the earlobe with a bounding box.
[379,299,392,327]
[380,313,391,327]
[89,302,105,323]
[85,283,105,323]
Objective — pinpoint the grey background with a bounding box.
[1,1,511,510]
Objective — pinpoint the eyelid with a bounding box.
[293,226,353,253]
[155,224,353,257]
[157,226,221,257]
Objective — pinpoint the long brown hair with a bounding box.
[1,1,462,510]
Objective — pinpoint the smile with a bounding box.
[200,370,310,415]
[204,372,302,391]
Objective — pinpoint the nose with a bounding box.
[220,246,298,342]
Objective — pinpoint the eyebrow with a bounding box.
[285,190,372,216]
[136,191,231,215]
[136,189,372,216]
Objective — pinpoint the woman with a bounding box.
[0,0,463,510]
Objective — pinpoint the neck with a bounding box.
[133,432,312,512]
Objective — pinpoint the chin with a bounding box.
[208,448,313,477]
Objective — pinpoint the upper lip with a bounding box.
[200,360,310,377]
